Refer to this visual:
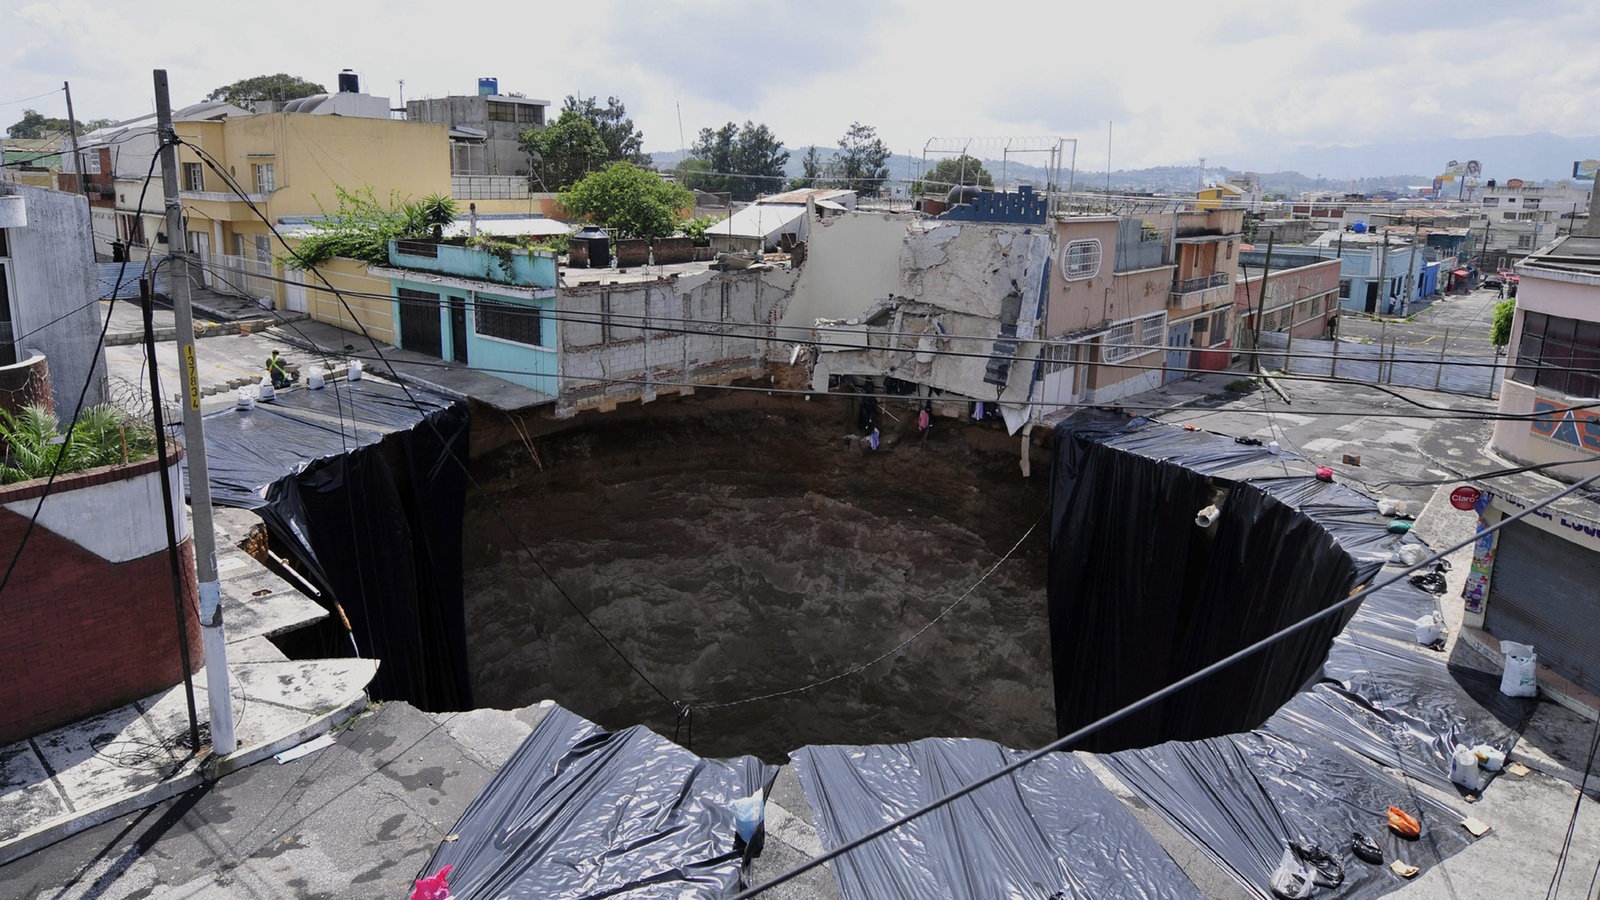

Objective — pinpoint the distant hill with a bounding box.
[651,130,1600,198]
[1259,132,1600,183]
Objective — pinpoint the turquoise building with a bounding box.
[375,238,559,396]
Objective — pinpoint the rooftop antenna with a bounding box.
[1106,121,1112,198]
[676,101,686,167]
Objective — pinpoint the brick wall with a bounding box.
[0,470,202,744]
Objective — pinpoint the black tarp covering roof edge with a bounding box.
[793,739,1202,899]
[420,706,777,899]
[192,379,473,710]
[1048,412,1393,750]
[786,414,1513,899]
[1102,723,1473,900]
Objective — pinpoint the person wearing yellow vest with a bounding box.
[267,349,291,389]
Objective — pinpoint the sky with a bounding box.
[5,0,1600,179]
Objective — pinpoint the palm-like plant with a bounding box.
[0,404,157,484]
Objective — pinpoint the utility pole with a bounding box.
[62,81,94,246]
[1376,230,1390,316]
[1252,232,1274,370]
[154,70,235,758]
[1402,219,1422,316]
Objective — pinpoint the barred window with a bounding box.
[1105,313,1164,363]
[1062,239,1102,281]
[1102,321,1136,363]
[475,298,542,346]
[1140,312,1165,346]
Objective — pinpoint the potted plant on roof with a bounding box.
[0,402,204,744]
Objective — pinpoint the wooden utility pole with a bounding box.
[62,81,95,246]
[1252,232,1274,369]
[154,69,236,758]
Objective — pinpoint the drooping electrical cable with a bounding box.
[0,153,161,599]
[733,467,1600,898]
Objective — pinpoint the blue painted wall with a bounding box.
[390,277,558,395]
[389,240,557,289]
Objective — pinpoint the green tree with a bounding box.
[786,145,826,190]
[520,110,609,190]
[912,153,993,195]
[287,187,457,268]
[206,74,327,109]
[6,108,113,139]
[1491,298,1516,348]
[687,121,789,201]
[561,95,650,167]
[836,122,891,196]
[560,162,692,241]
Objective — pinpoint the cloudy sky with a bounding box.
[5,0,1598,177]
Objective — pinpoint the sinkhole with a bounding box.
[461,398,1055,762]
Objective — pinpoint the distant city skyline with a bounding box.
[6,0,1599,181]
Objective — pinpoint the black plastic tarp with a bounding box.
[1273,631,1535,793]
[1047,414,1401,750]
[194,379,472,710]
[792,738,1201,899]
[420,706,777,899]
[1340,575,1439,644]
[1103,725,1474,899]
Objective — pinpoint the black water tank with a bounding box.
[337,69,359,93]
[946,183,982,206]
[573,225,611,268]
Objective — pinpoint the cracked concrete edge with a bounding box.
[0,686,371,868]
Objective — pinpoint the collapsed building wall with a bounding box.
[558,266,798,417]
[810,220,1053,434]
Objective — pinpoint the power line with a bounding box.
[183,140,684,714]
[733,466,1600,897]
[0,152,161,599]
[0,87,65,108]
[693,515,1041,712]
[182,256,1566,392]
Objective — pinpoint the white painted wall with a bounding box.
[0,182,107,420]
[558,266,799,416]
[3,460,187,563]
[781,212,909,327]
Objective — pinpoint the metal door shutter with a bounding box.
[1485,520,1600,695]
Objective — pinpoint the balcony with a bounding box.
[1169,272,1231,312]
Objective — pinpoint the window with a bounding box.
[1503,212,1518,220]
[487,102,544,125]
[1061,239,1102,281]
[182,162,204,192]
[1103,313,1163,363]
[0,234,13,366]
[1101,321,1136,362]
[1140,312,1166,347]
[475,297,543,346]
[1518,235,1534,249]
[1211,309,1229,339]
[1338,280,1351,298]
[1513,311,1600,396]
[1483,197,1500,206]
[253,163,276,194]
[1524,199,1541,209]
[120,214,146,247]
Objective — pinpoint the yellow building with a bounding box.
[1195,182,1245,211]
[86,99,452,339]
[175,111,451,323]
